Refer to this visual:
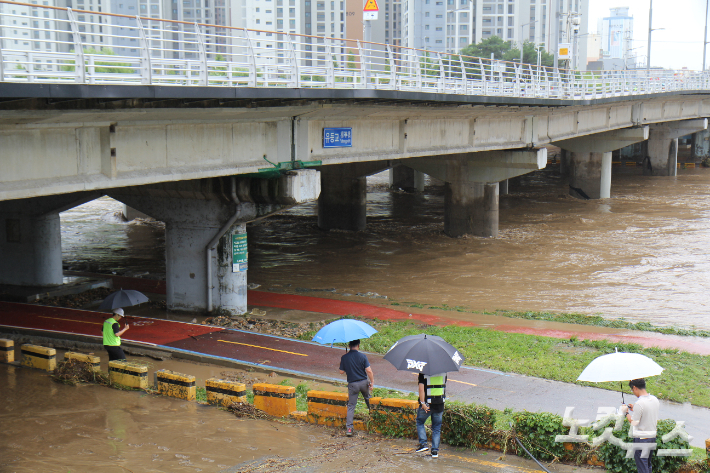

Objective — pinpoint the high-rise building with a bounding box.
[401,0,589,70]
[600,6,632,62]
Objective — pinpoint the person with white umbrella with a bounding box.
[620,378,660,473]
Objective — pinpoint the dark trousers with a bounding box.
[105,345,126,361]
[634,437,656,473]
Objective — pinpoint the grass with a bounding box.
[389,299,710,338]
[300,319,710,409]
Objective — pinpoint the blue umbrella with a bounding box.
[312,319,378,347]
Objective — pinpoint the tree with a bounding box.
[460,36,510,61]
[459,37,555,68]
[503,41,555,68]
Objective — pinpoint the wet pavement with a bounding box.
[1,300,708,447]
[0,361,597,473]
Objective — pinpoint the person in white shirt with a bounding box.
[620,378,660,473]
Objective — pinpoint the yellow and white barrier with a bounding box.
[307,390,348,426]
[253,383,296,417]
[108,360,149,389]
[156,369,196,401]
[205,378,246,406]
[0,339,14,363]
[64,352,100,371]
[20,344,56,371]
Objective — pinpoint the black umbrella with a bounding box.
[383,334,465,375]
[98,289,150,311]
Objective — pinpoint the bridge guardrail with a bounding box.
[1,0,709,99]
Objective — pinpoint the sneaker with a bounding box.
[346,428,353,437]
[431,450,439,458]
[415,444,429,453]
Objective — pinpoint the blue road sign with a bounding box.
[323,127,352,148]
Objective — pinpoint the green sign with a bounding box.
[232,233,248,272]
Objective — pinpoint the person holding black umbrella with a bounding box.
[103,308,130,361]
[415,372,447,458]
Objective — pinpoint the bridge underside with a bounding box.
[2,85,710,314]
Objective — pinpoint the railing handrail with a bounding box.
[1,0,708,99]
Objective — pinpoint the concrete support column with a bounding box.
[0,192,99,287]
[644,120,708,176]
[0,212,63,286]
[499,179,509,195]
[444,182,499,238]
[122,205,150,221]
[645,134,678,176]
[389,166,425,192]
[559,149,571,179]
[317,162,392,232]
[569,151,612,199]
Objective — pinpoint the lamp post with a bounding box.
[519,18,539,64]
[704,0,709,70]
[446,4,473,54]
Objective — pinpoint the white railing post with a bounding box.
[386,44,395,89]
[415,51,422,91]
[0,39,5,82]
[286,33,300,88]
[66,8,86,83]
[135,16,152,85]
[326,39,335,87]
[243,29,257,87]
[479,58,486,94]
[194,22,208,86]
[458,55,466,94]
[357,40,368,88]
[437,52,444,92]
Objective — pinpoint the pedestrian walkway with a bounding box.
[0,300,707,446]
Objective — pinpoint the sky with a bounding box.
[587,0,709,70]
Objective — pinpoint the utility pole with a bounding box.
[552,0,560,70]
[704,0,709,70]
[646,0,653,74]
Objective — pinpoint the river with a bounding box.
[60,167,710,330]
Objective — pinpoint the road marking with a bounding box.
[449,379,478,387]
[39,316,102,325]
[217,340,308,356]
[444,452,544,472]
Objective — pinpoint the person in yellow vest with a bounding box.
[415,372,447,458]
[103,308,130,361]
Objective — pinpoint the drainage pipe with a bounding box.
[206,176,241,313]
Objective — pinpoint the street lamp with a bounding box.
[704,0,709,70]
[646,0,664,72]
[519,18,539,64]
[446,4,473,54]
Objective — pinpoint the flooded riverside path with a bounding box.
[0,363,593,473]
[62,167,710,330]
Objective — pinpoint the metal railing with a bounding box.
[1,0,709,100]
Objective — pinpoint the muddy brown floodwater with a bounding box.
[61,167,710,330]
[0,363,593,473]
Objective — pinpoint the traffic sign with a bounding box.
[363,0,379,11]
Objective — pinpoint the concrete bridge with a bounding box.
[2,2,710,315]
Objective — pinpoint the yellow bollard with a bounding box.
[307,391,348,426]
[205,378,246,407]
[0,339,14,363]
[253,383,296,417]
[156,369,196,401]
[108,360,149,389]
[20,344,56,371]
[64,352,101,371]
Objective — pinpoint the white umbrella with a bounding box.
[578,350,664,403]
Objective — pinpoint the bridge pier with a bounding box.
[111,171,320,315]
[555,127,650,199]
[644,120,707,176]
[389,166,425,193]
[317,162,393,232]
[0,193,99,287]
[406,149,546,238]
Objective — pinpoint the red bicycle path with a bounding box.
[65,272,710,356]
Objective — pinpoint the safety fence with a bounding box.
[2,0,709,99]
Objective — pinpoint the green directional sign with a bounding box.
[232,233,248,272]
